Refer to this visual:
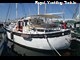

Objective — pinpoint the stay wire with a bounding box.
[5,3,11,22]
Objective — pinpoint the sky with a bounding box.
[0,3,78,22]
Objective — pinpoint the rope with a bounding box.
[44,34,61,56]
[64,4,77,19]
[72,4,79,19]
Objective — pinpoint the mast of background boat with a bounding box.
[16,3,18,19]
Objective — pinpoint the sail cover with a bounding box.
[31,14,62,18]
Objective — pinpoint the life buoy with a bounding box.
[19,26,23,32]
[61,22,67,29]
[63,23,67,29]
[16,25,23,32]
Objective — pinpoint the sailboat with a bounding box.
[71,3,80,41]
[4,3,72,56]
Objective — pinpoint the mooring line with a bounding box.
[45,35,61,56]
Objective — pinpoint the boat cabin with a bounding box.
[14,14,63,33]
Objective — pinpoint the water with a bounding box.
[0,32,80,56]
[0,33,21,56]
[70,40,80,56]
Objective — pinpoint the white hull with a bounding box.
[6,31,71,50]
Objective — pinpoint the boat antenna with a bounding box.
[16,3,18,19]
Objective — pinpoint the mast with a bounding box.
[62,5,65,20]
[44,3,47,23]
[45,3,47,14]
[38,3,39,15]
[79,3,80,20]
[16,3,18,19]
[28,8,30,16]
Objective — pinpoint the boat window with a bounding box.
[37,29,44,32]
[21,22,23,26]
[45,30,53,32]
[18,21,23,27]
[18,21,20,26]
[24,20,28,26]
[18,21,21,27]
[32,28,36,31]
[45,29,60,32]
[36,29,59,32]
[76,24,80,28]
